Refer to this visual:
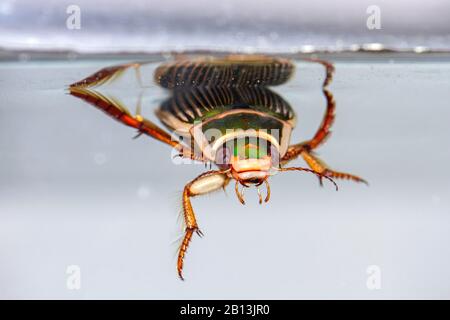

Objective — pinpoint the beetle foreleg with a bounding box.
[178,171,229,280]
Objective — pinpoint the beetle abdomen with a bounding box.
[155,55,294,89]
[158,86,295,125]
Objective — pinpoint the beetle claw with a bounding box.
[196,229,204,237]
[133,131,143,139]
[318,176,324,187]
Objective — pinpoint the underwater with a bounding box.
[0,0,449,301]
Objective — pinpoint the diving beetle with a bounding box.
[69,54,366,279]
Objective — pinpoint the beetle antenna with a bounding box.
[278,167,338,191]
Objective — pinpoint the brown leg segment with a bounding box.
[69,84,206,162]
[69,86,179,146]
[69,62,148,88]
[281,57,336,161]
[281,59,366,185]
[301,151,367,185]
[300,57,335,87]
[68,62,178,148]
[282,88,335,163]
[177,171,229,280]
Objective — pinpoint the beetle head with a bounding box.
[215,137,279,204]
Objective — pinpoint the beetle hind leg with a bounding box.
[70,62,150,88]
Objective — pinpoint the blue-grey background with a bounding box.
[0,0,450,299]
[0,57,449,299]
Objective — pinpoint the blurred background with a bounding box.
[0,0,449,53]
[0,0,449,299]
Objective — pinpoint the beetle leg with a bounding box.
[299,57,335,87]
[282,88,335,164]
[69,86,177,147]
[299,151,367,185]
[281,87,366,184]
[281,57,335,163]
[70,62,139,88]
[69,85,205,162]
[70,62,151,88]
[178,171,229,280]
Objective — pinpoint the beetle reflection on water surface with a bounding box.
[69,55,366,279]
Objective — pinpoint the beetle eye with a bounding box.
[270,144,280,167]
[215,146,231,167]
